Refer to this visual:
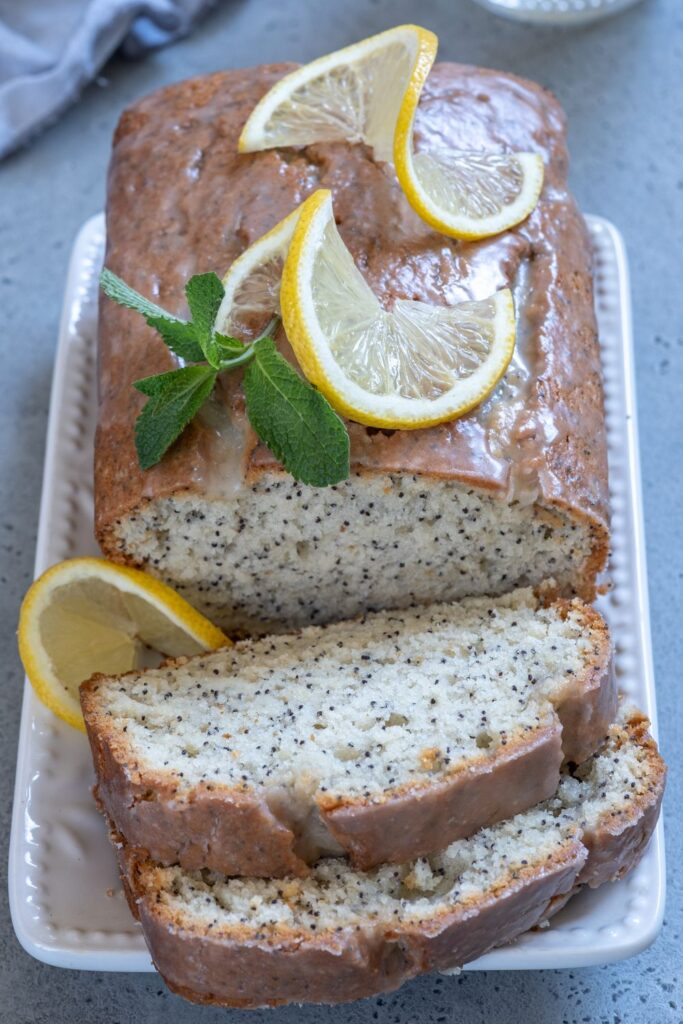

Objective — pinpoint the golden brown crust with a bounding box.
[321,723,563,869]
[95,62,609,603]
[577,710,666,888]
[117,835,584,1007]
[548,599,617,764]
[81,597,615,876]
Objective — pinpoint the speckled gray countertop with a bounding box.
[1,0,681,1021]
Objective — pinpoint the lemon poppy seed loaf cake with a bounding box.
[111,707,664,1007]
[96,63,609,633]
[81,589,615,877]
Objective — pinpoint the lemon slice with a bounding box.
[216,206,301,336]
[238,25,544,240]
[280,190,515,429]
[18,558,229,731]
[239,25,436,164]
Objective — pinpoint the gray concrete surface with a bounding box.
[1,0,681,1021]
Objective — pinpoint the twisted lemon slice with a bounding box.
[238,25,543,240]
[279,191,515,429]
[18,558,228,730]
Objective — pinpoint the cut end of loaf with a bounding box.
[99,473,606,634]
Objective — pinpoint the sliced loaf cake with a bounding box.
[114,707,664,1007]
[82,588,614,875]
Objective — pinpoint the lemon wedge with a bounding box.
[280,190,516,429]
[18,558,229,731]
[238,25,544,240]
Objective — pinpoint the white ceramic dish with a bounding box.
[9,212,664,973]
[470,0,643,27]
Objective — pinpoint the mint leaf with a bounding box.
[185,273,225,366]
[100,267,172,321]
[134,371,181,398]
[151,320,205,363]
[185,273,225,337]
[100,268,204,363]
[133,366,217,469]
[243,337,349,486]
[214,333,247,360]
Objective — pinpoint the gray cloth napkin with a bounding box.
[0,0,217,160]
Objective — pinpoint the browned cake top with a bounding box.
[96,62,608,535]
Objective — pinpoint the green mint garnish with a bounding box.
[100,269,350,486]
[133,365,217,470]
[243,336,349,487]
[184,272,226,367]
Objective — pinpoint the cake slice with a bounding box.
[96,62,608,634]
[114,707,664,1008]
[81,588,614,876]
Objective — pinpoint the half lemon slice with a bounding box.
[18,558,229,731]
[216,206,301,336]
[238,25,544,240]
[280,190,516,429]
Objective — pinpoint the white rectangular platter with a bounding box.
[9,212,664,973]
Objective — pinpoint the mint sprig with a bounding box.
[100,269,350,486]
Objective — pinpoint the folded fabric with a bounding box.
[0,0,218,160]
